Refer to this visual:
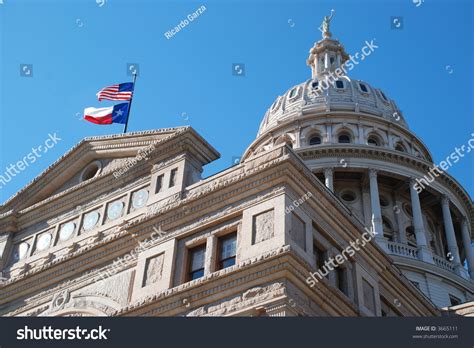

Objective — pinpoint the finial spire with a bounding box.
[321,9,335,39]
[307,10,349,79]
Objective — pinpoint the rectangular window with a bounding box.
[218,233,237,270]
[187,245,206,281]
[156,174,164,193]
[313,242,327,271]
[169,168,178,188]
[335,80,344,89]
[359,83,368,93]
[335,267,347,295]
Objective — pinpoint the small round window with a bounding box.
[81,161,102,182]
[340,190,356,202]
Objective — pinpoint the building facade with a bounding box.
[0,23,472,317]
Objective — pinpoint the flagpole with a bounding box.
[123,72,137,134]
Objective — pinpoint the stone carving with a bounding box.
[51,289,70,311]
[80,271,132,306]
[187,282,285,317]
[143,253,165,287]
[252,210,274,244]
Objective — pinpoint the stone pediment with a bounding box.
[0,127,218,213]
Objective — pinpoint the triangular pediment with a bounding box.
[0,127,218,213]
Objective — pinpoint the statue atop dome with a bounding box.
[321,9,335,38]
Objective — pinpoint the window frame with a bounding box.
[187,244,206,281]
[217,232,237,270]
[156,174,164,193]
[335,80,344,89]
[359,83,369,93]
[309,134,322,146]
[338,132,352,144]
[169,168,178,188]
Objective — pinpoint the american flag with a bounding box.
[96,82,134,101]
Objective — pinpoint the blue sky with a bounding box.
[0,0,473,204]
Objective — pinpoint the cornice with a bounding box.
[296,145,473,217]
[0,127,218,214]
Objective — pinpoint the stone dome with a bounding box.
[258,76,407,137]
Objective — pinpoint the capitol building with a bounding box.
[0,20,472,317]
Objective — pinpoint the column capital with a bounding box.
[323,167,334,176]
[441,195,450,206]
[368,168,378,179]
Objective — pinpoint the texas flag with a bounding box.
[83,103,129,125]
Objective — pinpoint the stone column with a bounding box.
[361,186,372,227]
[441,196,463,275]
[326,124,333,144]
[357,124,364,144]
[295,127,301,148]
[336,53,341,68]
[204,235,217,275]
[461,217,474,279]
[394,193,407,244]
[368,169,384,248]
[409,178,433,263]
[323,168,334,192]
[0,233,13,271]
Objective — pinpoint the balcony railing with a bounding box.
[386,241,462,277]
[387,241,418,259]
[432,254,456,273]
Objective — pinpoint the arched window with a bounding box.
[309,135,321,145]
[395,142,407,152]
[338,132,351,144]
[367,136,380,146]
